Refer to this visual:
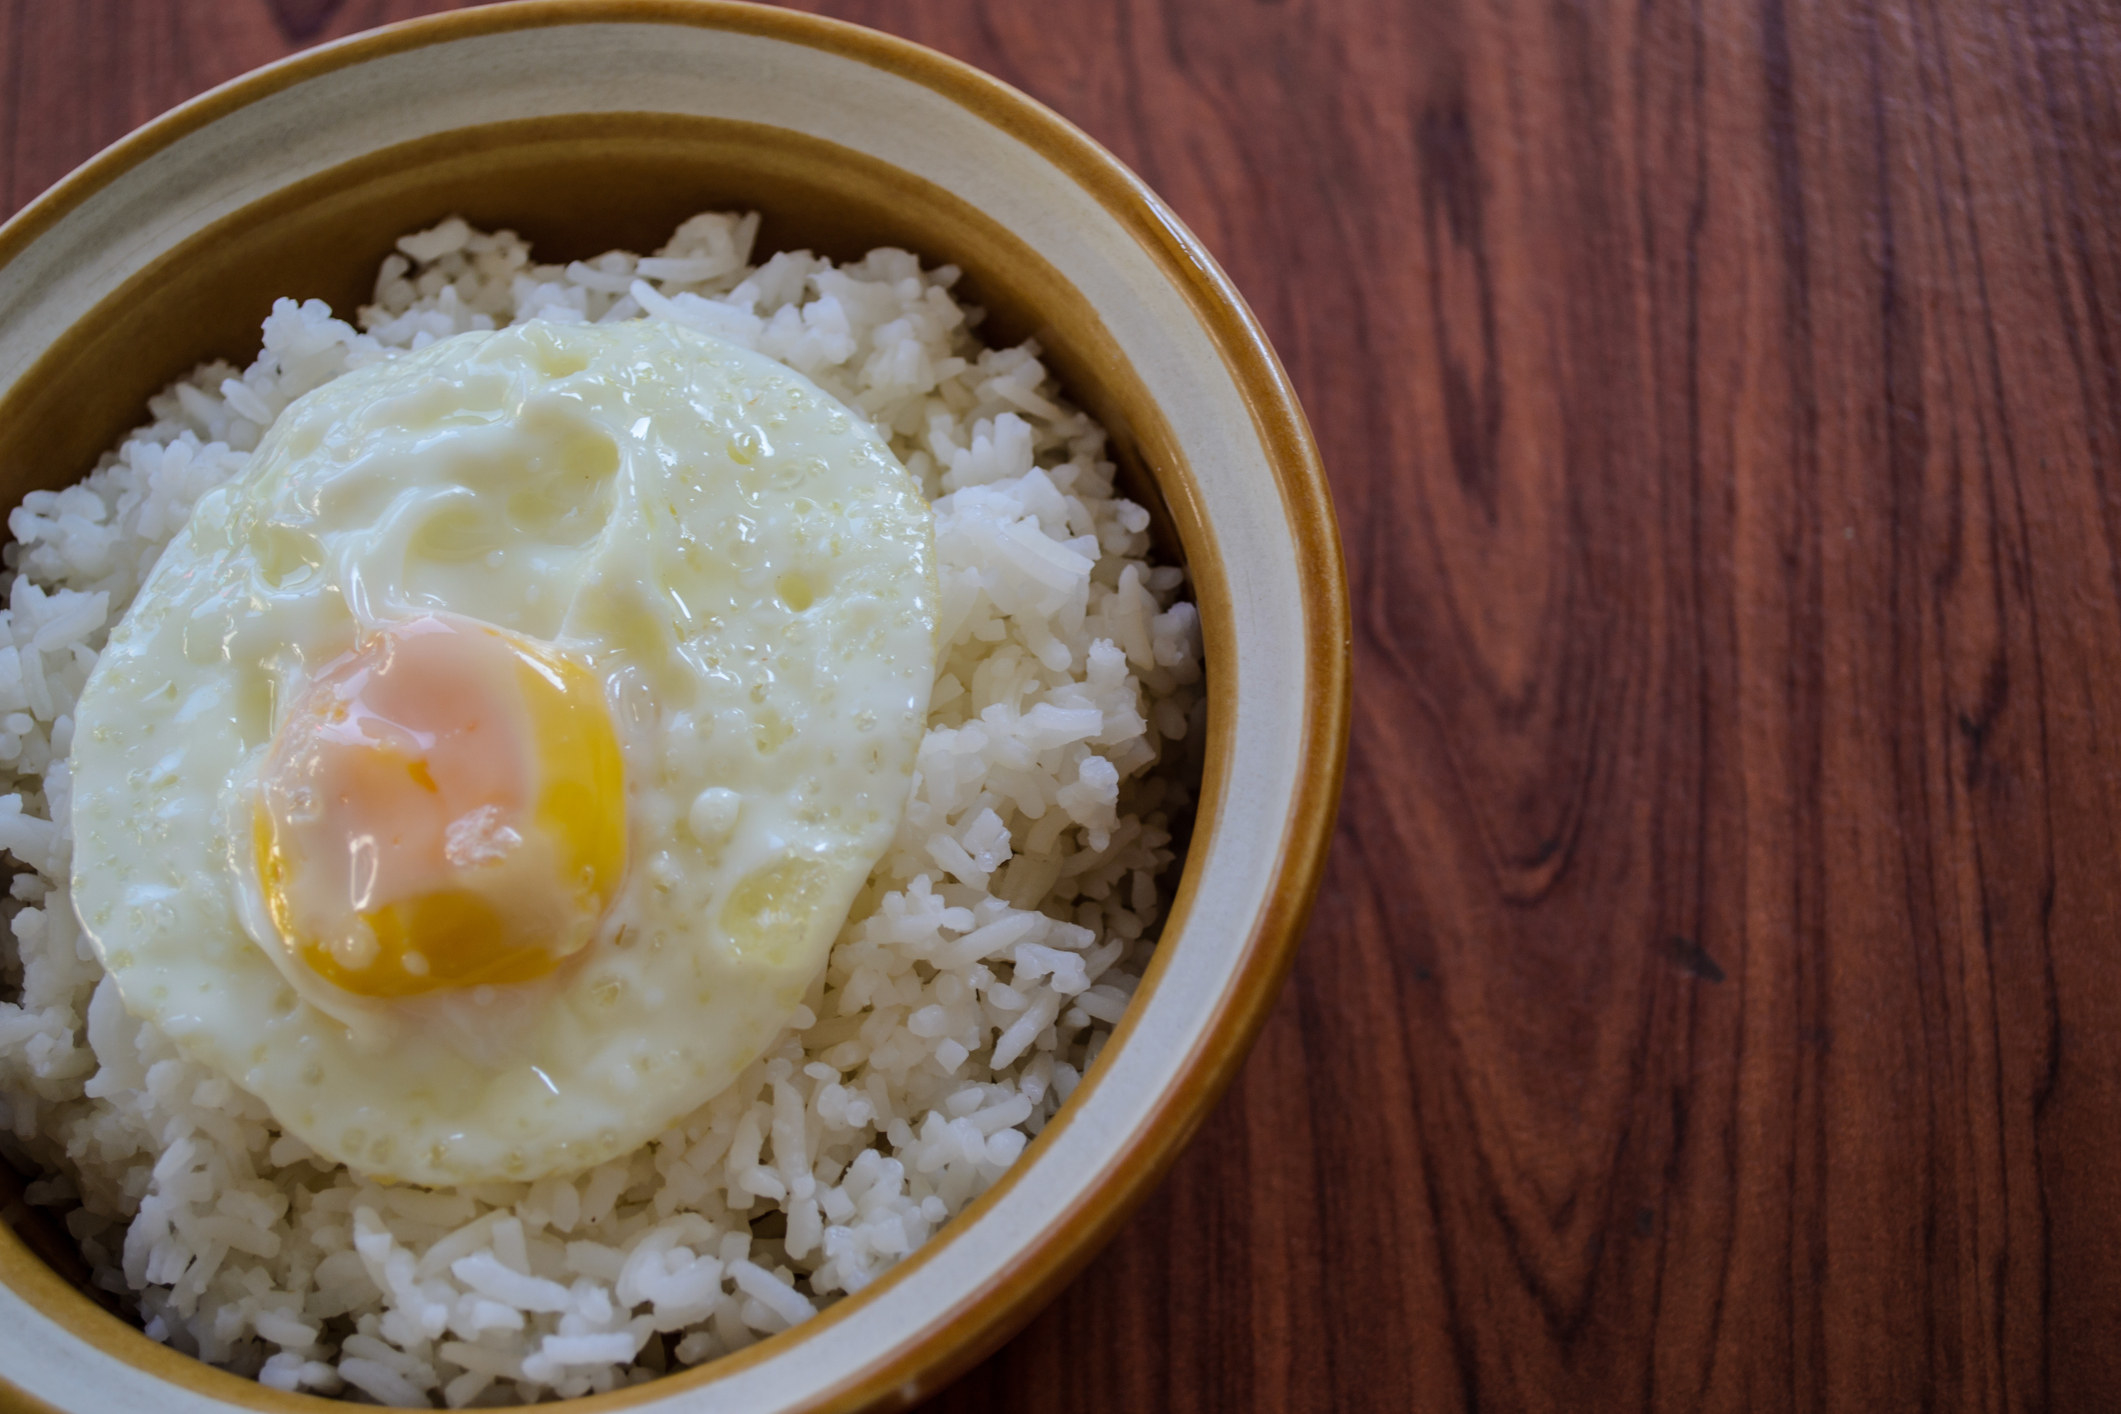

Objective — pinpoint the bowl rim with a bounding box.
[0,3,1352,1410]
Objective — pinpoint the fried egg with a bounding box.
[68,320,937,1187]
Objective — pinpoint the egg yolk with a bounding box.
[254,614,626,999]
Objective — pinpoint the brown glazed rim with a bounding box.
[0,3,1350,1411]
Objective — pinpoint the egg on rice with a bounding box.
[0,212,1203,1405]
[72,320,938,1189]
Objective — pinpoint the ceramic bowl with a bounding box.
[0,3,1347,1409]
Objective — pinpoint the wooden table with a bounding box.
[8,1,2120,1409]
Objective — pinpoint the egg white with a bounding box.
[68,320,936,1186]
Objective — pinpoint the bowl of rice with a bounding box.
[0,3,1347,1410]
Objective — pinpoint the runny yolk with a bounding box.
[254,613,626,999]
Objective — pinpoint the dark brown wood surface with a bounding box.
[8,1,2121,1409]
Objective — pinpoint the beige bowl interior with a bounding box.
[0,115,1193,560]
[0,7,1345,1412]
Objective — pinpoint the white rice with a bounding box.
[0,212,1202,1405]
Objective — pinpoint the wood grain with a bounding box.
[7,1,2121,1409]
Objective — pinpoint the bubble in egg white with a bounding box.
[689,787,742,842]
